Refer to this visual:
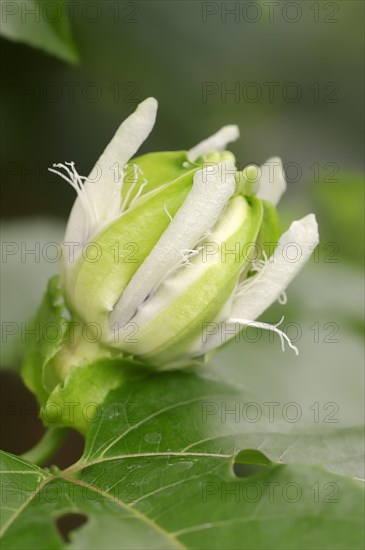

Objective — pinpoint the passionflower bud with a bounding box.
[23,98,318,395]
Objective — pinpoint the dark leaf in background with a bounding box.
[0,0,79,64]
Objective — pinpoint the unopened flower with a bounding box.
[44,98,318,372]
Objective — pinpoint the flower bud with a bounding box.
[23,98,319,409]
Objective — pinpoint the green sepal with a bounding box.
[122,151,193,208]
[21,276,69,405]
[257,199,282,258]
[41,358,147,434]
[122,149,236,209]
[20,275,150,432]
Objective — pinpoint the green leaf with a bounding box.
[235,449,272,466]
[0,0,79,64]
[1,373,364,549]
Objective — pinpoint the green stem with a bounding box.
[21,428,69,466]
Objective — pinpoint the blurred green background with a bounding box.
[1,0,364,219]
[0,0,364,459]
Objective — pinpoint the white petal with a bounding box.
[110,160,236,329]
[256,157,286,205]
[187,125,239,162]
[63,98,158,252]
[196,214,318,354]
[233,213,318,318]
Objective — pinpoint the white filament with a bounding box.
[228,316,299,355]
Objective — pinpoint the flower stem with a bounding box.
[21,428,69,466]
